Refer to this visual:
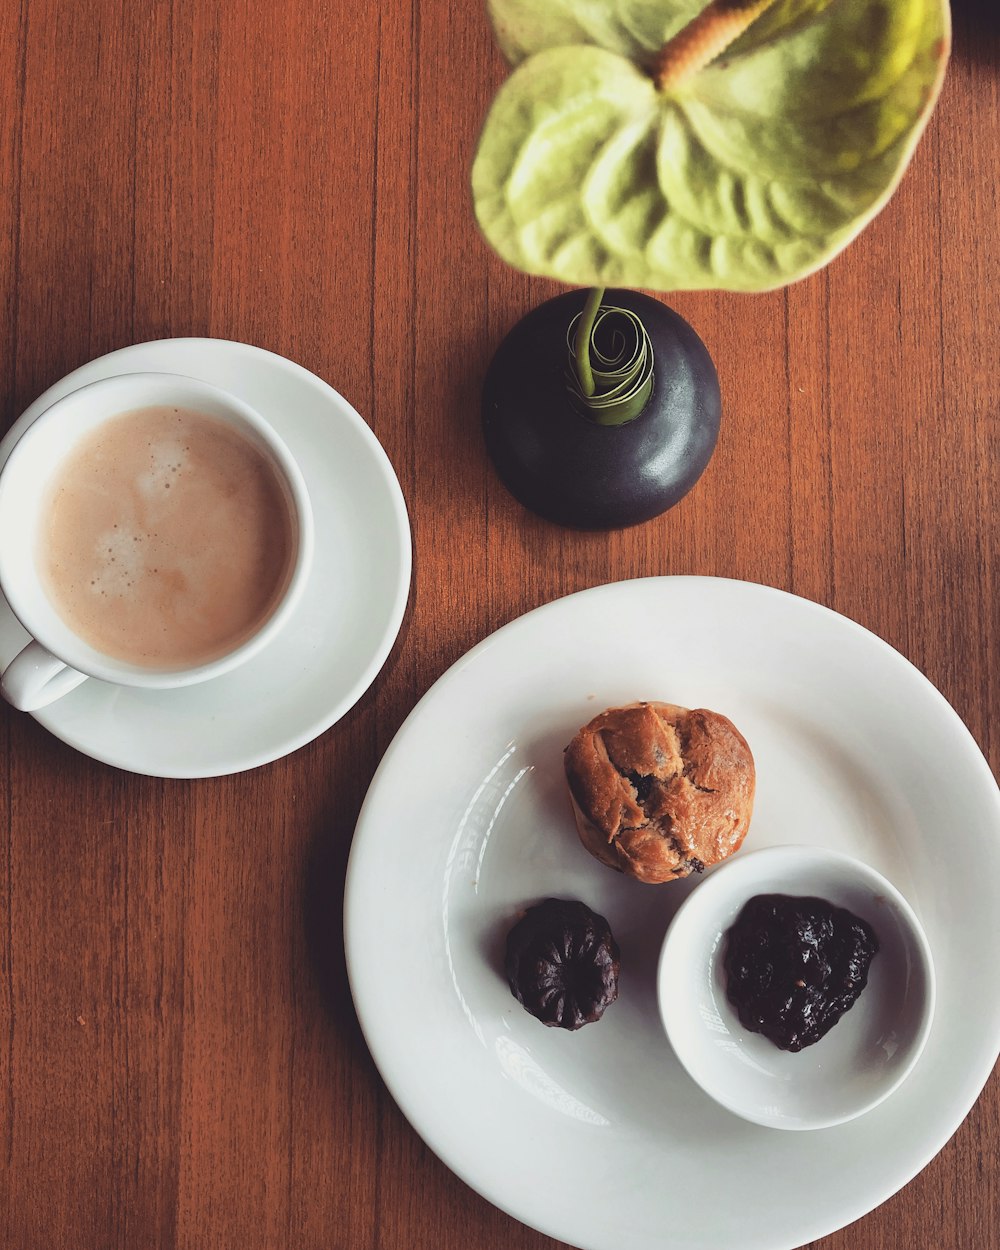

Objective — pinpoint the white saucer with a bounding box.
[0,339,411,777]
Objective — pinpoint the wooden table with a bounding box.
[1,2,997,1247]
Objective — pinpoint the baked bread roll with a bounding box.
[564,701,754,884]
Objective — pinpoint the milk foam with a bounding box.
[89,526,145,597]
[39,406,295,668]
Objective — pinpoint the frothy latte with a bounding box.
[38,405,296,668]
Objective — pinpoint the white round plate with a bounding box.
[345,577,1000,1250]
[658,844,936,1132]
[0,340,411,777]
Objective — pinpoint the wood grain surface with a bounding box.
[1,1,997,1247]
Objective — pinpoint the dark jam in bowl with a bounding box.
[723,894,879,1052]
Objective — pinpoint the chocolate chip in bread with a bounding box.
[564,701,755,884]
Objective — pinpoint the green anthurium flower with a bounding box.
[472,0,949,293]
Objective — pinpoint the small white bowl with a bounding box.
[657,845,936,1131]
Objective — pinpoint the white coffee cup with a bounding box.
[0,372,314,711]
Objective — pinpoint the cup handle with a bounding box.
[1,640,89,710]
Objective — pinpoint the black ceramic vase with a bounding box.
[482,288,721,530]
